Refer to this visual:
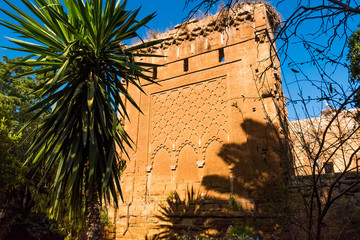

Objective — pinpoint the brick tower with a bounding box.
[109,2,286,239]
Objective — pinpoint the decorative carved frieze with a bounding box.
[150,77,228,165]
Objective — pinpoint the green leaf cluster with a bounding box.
[0,57,40,208]
[348,29,360,107]
[349,29,360,82]
[0,58,63,239]
[0,99,24,204]
[0,0,162,222]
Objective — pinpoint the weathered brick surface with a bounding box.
[111,2,285,239]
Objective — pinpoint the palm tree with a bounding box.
[0,0,161,239]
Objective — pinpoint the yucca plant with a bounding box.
[0,0,162,239]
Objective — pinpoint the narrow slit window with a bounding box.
[153,67,157,79]
[184,58,189,72]
[219,48,225,62]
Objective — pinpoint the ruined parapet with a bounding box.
[109,2,287,239]
[136,1,281,54]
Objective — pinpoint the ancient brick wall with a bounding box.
[109,2,286,239]
[291,109,360,176]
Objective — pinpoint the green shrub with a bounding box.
[226,224,260,240]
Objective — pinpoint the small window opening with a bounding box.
[218,48,225,62]
[152,67,157,79]
[324,162,334,174]
[184,58,189,72]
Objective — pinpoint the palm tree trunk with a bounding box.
[86,195,102,240]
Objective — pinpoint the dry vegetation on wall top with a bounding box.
[135,1,281,53]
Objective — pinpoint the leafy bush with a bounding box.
[226,224,260,240]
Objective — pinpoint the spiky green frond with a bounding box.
[0,0,161,219]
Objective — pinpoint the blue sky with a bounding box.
[0,0,201,59]
[0,0,357,120]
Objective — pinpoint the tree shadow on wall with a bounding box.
[204,118,288,212]
[151,119,290,239]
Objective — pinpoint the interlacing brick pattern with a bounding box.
[150,77,228,159]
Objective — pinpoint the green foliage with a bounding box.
[0,57,39,208]
[170,223,261,240]
[0,0,161,223]
[349,29,360,82]
[226,224,259,240]
[349,29,360,107]
[229,194,242,211]
[0,100,25,207]
[0,58,63,239]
